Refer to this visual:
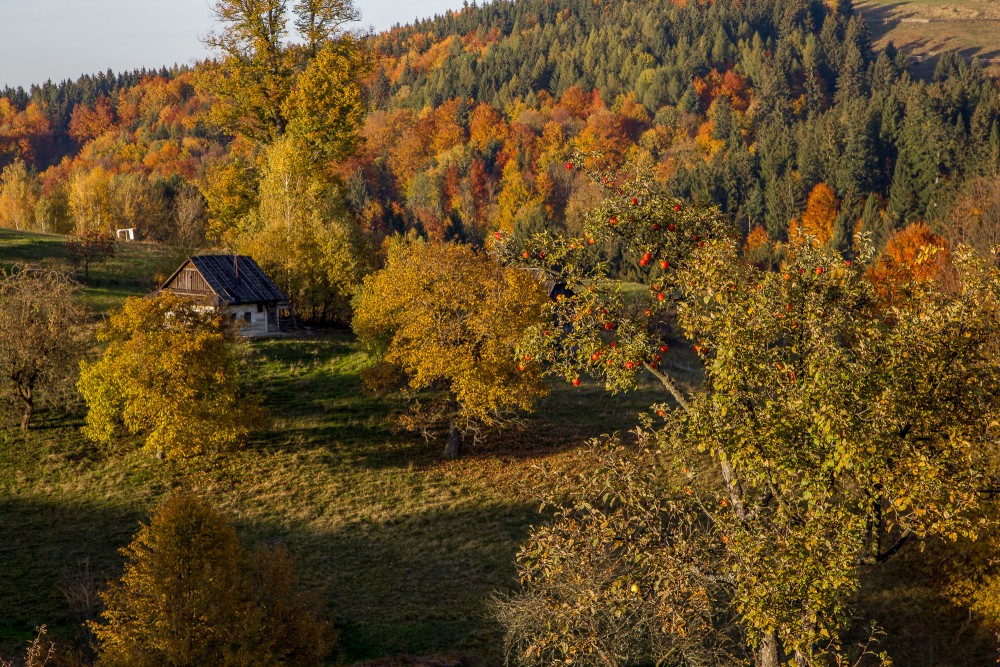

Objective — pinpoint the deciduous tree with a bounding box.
[790,182,838,247]
[67,230,116,281]
[200,0,362,152]
[0,159,39,231]
[867,221,950,306]
[353,236,548,458]
[0,268,88,431]
[77,293,266,458]
[497,169,1000,666]
[90,492,328,666]
[238,136,370,323]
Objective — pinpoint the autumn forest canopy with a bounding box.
[0,0,998,267]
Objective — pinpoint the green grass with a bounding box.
[0,332,664,664]
[856,0,1000,77]
[2,332,994,665]
[0,228,189,312]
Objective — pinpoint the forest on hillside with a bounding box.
[1,0,999,288]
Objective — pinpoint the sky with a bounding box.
[0,0,468,90]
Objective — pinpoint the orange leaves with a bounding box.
[68,97,116,144]
[692,69,750,113]
[0,99,53,165]
[868,222,950,305]
[694,120,724,158]
[744,225,769,254]
[791,183,839,248]
[556,85,597,120]
[469,102,508,150]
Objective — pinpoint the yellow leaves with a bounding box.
[354,237,548,428]
[90,492,326,665]
[0,158,38,231]
[78,293,265,458]
[238,136,370,322]
[284,39,369,163]
[801,183,838,247]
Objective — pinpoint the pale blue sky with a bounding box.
[0,0,468,89]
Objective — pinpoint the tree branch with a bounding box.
[877,530,912,563]
[643,362,690,413]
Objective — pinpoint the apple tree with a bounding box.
[0,267,89,431]
[494,165,1000,666]
[353,235,549,458]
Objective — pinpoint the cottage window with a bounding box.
[243,312,252,322]
[257,304,264,313]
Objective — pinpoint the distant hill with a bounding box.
[856,0,1000,77]
[0,0,998,267]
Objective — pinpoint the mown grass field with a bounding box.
[0,229,996,665]
[856,0,1000,77]
[0,228,189,313]
[0,331,671,664]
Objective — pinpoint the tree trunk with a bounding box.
[443,392,461,459]
[20,399,33,432]
[758,631,784,667]
[444,418,461,459]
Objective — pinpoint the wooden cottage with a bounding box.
[159,255,294,336]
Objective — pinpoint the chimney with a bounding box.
[234,255,239,282]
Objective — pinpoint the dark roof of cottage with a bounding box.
[162,255,288,306]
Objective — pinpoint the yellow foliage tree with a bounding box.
[743,224,774,268]
[77,293,266,458]
[201,149,260,244]
[283,39,369,164]
[495,158,543,234]
[90,492,328,666]
[68,166,115,235]
[353,237,548,458]
[0,159,39,231]
[238,136,370,323]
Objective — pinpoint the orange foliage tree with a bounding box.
[790,182,839,247]
[68,97,116,144]
[868,222,951,305]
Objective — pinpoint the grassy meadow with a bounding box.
[856,0,1000,76]
[0,229,996,665]
[0,228,189,313]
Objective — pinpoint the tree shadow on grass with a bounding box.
[0,497,143,654]
[854,1,910,44]
[0,495,537,665]
[239,501,545,666]
[5,490,994,667]
[252,332,690,462]
[851,542,998,666]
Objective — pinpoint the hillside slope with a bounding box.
[856,0,1000,77]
